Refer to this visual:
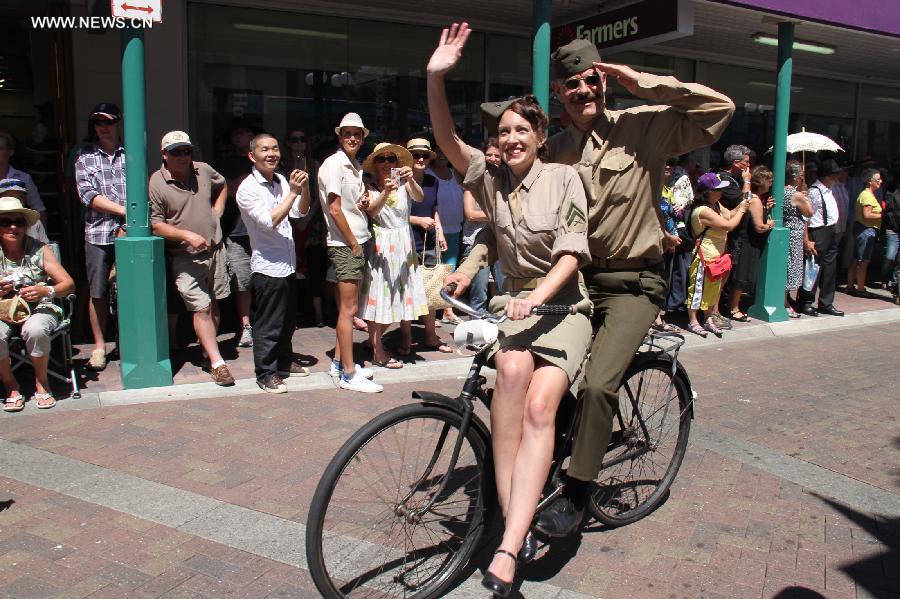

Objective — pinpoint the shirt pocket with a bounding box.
[597,148,636,205]
[523,211,557,232]
[340,173,361,203]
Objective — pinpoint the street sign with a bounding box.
[111,0,162,23]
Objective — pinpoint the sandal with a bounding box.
[704,319,723,337]
[787,308,801,319]
[395,345,412,357]
[371,357,403,369]
[3,395,25,412]
[651,321,679,333]
[32,392,56,410]
[687,322,708,337]
[729,311,750,322]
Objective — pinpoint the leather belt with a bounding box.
[503,277,541,292]
[590,257,661,269]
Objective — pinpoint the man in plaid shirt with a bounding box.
[74,102,127,371]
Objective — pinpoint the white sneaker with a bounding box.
[329,361,374,379]
[238,325,253,347]
[340,370,383,393]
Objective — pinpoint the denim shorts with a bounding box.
[854,224,878,262]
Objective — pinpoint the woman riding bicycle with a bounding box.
[428,23,593,597]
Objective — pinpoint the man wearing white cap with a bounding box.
[149,131,234,386]
[317,113,380,393]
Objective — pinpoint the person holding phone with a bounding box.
[358,143,429,368]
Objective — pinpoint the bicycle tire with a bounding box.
[589,354,692,527]
[306,403,490,599]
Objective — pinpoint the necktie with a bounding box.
[508,183,523,223]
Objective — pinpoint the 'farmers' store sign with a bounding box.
[553,0,693,53]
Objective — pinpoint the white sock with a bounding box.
[211,359,225,369]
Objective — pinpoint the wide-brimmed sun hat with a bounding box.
[334,113,370,138]
[0,194,40,226]
[363,143,414,176]
[406,138,436,160]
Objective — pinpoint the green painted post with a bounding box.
[532,0,551,111]
[748,22,794,323]
[116,26,173,388]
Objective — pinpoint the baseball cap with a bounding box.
[90,102,121,122]
[161,131,193,151]
[697,172,730,192]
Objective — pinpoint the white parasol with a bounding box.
[767,128,844,154]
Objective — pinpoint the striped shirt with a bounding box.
[75,144,127,245]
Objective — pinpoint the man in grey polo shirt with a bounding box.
[149,131,234,386]
[236,133,312,393]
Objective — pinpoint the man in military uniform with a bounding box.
[532,38,735,537]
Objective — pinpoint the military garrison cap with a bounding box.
[480,98,516,136]
[551,38,602,80]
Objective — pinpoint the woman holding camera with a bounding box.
[359,143,429,368]
[0,195,74,411]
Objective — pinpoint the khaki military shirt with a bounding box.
[546,73,734,265]
[456,150,590,281]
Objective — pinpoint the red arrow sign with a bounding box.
[121,2,153,13]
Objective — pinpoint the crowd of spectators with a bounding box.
[1,107,898,408]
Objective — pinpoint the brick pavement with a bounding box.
[0,324,898,597]
[62,287,897,395]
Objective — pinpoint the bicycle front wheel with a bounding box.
[306,403,490,599]
[589,355,692,527]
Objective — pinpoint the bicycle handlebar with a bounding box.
[440,284,584,324]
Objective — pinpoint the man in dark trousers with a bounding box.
[798,160,845,317]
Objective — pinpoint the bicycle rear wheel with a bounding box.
[306,403,490,598]
[589,354,691,527]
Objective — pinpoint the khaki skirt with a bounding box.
[485,279,592,383]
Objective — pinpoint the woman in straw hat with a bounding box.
[360,143,429,368]
[0,195,75,412]
[429,23,592,595]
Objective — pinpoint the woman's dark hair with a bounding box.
[750,165,773,194]
[785,159,802,184]
[861,168,880,186]
[504,95,549,138]
[482,137,499,152]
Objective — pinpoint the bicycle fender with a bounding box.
[675,361,697,419]
[411,391,493,440]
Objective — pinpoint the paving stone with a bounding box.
[0,576,60,599]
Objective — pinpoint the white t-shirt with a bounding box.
[318,150,370,247]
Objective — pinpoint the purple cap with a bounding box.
[697,172,730,192]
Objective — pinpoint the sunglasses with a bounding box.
[167,148,192,157]
[374,155,398,164]
[0,217,27,228]
[412,153,431,160]
[289,135,306,143]
[563,73,601,90]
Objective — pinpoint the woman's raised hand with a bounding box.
[397,166,413,183]
[427,22,471,77]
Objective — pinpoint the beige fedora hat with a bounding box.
[334,112,370,138]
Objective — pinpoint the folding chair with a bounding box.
[8,243,81,400]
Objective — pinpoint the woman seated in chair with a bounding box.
[429,24,592,596]
[0,196,74,412]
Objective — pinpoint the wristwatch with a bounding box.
[46,285,56,300]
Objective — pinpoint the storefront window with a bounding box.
[188,4,493,164]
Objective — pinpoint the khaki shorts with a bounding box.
[172,242,230,312]
[327,241,370,282]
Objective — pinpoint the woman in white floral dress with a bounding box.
[360,143,429,368]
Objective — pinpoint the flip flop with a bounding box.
[3,395,24,412]
[425,343,453,354]
[371,357,403,369]
[787,309,801,319]
[32,392,56,410]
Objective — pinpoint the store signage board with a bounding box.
[716,1,899,37]
[111,0,162,23]
[552,0,693,53]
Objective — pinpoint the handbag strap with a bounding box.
[423,228,442,263]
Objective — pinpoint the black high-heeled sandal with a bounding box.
[481,549,517,597]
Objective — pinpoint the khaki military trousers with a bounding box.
[567,264,667,482]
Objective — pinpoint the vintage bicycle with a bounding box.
[306,287,696,598]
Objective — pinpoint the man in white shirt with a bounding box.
[799,161,844,317]
[318,113,381,393]
[236,133,312,393]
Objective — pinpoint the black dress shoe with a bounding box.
[817,305,844,316]
[518,531,537,563]
[534,496,584,538]
[482,549,516,597]
[800,306,819,317]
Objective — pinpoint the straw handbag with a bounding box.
[419,230,453,311]
[0,294,30,325]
